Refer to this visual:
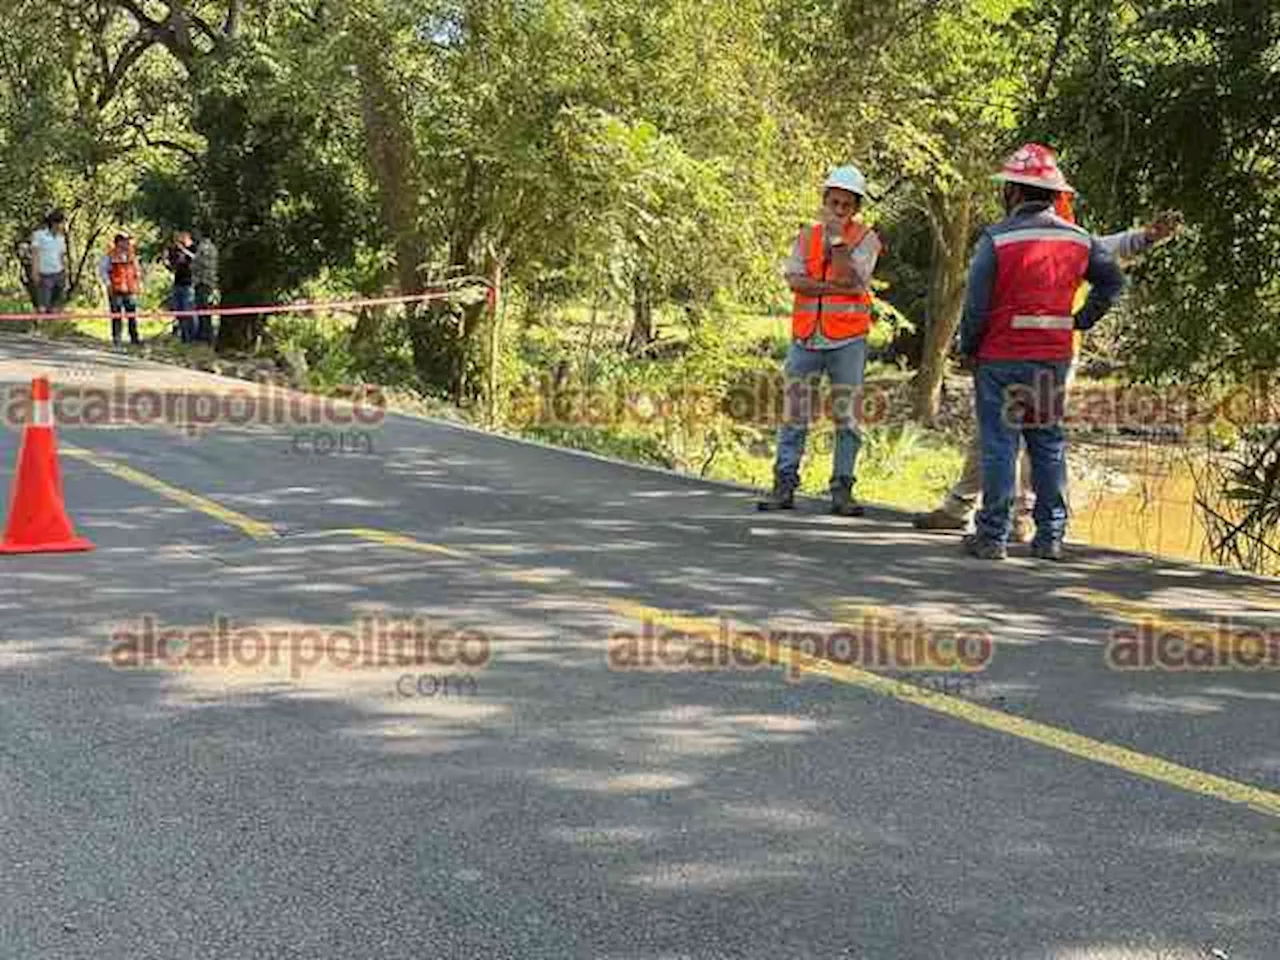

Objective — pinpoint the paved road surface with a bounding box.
[1,331,1277,959]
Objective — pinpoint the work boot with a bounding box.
[912,508,967,532]
[962,533,1007,561]
[830,482,865,518]
[1030,540,1065,562]
[1010,513,1033,545]
[757,480,796,512]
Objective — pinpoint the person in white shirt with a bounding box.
[30,210,69,314]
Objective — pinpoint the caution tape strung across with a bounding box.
[0,284,490,323]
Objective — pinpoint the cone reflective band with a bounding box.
[0,376,95,554]
[30,377,52,427]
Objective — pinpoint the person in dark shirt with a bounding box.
[166,230,197,343]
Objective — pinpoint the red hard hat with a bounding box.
[993,143,1075,195]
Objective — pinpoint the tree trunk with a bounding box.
[912,189,974,423]
[486,258,503,426]
[347,27,470,393]
[351,306,383,353]
[354,55,426,300]
[214,235,270,352]
[406,303,462,397]
[627,277,655,353]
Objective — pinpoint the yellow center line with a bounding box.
[333,528,1280,821]
[328,529,573,584]
[62,446,278,541]
[611,600,1280,821]
[1059,585,1277,651]
[326,527,473,560]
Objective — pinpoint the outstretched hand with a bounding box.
[1146,210,1185,243]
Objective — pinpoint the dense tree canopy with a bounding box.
[3,0,1277,416]
[5,0,1275,375]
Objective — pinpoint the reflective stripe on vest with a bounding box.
[791,223,873,341]
[992,229,1090,249]
[1011,315,1075,330]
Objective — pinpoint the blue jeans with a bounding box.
[975,360,1070,547]
[109,293,140,345]
[173,284,196,342]
[773,337,867,492]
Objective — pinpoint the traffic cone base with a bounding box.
[0,537,95,554]
[0,376,95,555]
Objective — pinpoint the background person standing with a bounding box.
[30,210,69,315]
[165,229,197,343]
[757,165,884,517]
[192,228,219,345]
[97,232,144,349]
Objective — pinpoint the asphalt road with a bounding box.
[0,330,1277,960]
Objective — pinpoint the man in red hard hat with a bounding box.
[912,208,1182,540]
[957,143,1124,561]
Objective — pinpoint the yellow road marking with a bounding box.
[1060,585,1275,651]
[329,527,472,560]
[610,599,1280,821]
[334,528,1280,821]
[62,446,278,540]
[335,529,568,583]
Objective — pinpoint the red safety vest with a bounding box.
[977,222,1090,362]
[107,246,141,295]
[791,222,874,342]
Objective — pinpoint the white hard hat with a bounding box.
[823,165,868,197]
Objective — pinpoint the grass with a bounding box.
[697,421,964,509]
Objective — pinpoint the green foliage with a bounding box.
[1035,0,1280,382]
[521,423,676,469]
[192,45,369,310]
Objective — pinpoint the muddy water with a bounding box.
[1069,442,1211,564]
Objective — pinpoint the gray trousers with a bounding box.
[939,432,1034,521]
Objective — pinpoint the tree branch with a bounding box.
[112,0,163,32]
[1033,0,1077,112]
[96,35,156,108]
[222,0,241,36]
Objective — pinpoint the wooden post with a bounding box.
[487,259,503,428]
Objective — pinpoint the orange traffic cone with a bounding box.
[0,376,94,554]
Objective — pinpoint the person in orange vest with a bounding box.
[912,207,1183,540]
[958,143,1124,561]
[97,231,144,349]
[758,165,884,516]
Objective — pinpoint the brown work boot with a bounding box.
[912,508,967,532]
[1010,513,1033,544]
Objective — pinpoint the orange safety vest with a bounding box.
[791,222,874,341]
[107,244,141,295]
